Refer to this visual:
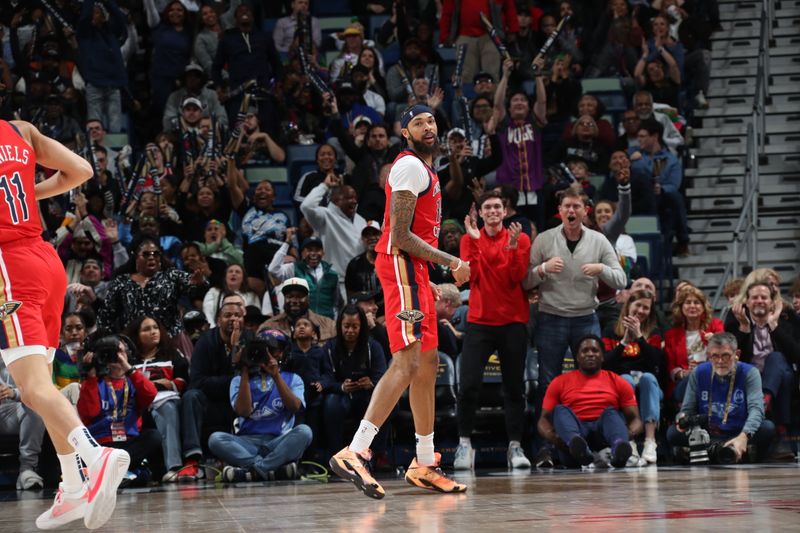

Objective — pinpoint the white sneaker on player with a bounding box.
[83,447,130,530]
[35,483,88,530]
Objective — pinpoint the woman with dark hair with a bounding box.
[319,304,387,457]
[53,312,91,405]
[98,237,209,337]
[357,47,387,100]
[202,263,260,326]
[665,286,724,401]
[560,94,616,149]
[292,144,346,205]
[144,0,194,115]
[554,114,611,174]
[602,290,665,464]
[124,315,190,482]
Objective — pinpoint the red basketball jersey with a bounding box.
[376,150,442,256]
[0,121,40,245]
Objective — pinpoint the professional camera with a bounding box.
[241,329,289,369]
[82,332,136,376]
[707,442,738,465]
[677,414,711,464]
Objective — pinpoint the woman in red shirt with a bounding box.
[664,286,723,402]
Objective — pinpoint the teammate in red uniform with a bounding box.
[0,120,131,530]
[329,105,470,498]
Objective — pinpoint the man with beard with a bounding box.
[300,172,367,299]
[524,188,626,461]
[329,105,470,499]
[181,297,250,481]
[667,333,775,463]
[345,221,382,297]
[538,335,641,468]
[268,235,340,319]
[727,283,799,461]
[630,90,683,153]
[430,219,465,285]
[258,278,336,342]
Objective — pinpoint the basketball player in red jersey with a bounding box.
[329,105,470,498]
[0,120,131,530]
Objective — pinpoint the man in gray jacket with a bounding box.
[524,188,627,409]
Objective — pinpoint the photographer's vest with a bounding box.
[294,260,339,319]
[88,378,139,443]
[695,362,752,435]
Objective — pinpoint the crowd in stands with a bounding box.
[1,0,798,490]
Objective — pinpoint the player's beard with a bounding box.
[408,132,441,158]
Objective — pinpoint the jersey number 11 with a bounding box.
[0,172,29,225]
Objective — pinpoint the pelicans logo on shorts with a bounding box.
[396,309,425,323]
[0,301,21,320]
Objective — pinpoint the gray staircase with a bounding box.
[680,0,800,307]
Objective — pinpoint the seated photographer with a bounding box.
[667,332,775,464]
[181,298,250,481]
[320,304,387,459]
[0,357,46,490]
[209,330,312,482]
[77,333,161,483]
[538,335,642,468]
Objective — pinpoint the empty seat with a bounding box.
[244,166,288,184]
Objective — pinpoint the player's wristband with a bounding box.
[541,262,547,275]
[452,259,463,272]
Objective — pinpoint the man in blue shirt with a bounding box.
[209,330,312,481]
[629,118,690,256]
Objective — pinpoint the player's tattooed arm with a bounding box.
[390,190,458,269]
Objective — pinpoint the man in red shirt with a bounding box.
[538,335,642,468]
[454,191,531,470]
[440,0,519,82]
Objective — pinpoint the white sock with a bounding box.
[57,453,86,494]
[348,420,379,454]
[415,432,435,466]
[459,437,472,448]
[67,426,102,465]
[509,440,522,449]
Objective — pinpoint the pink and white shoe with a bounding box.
[35,483,88,530]
[83,447,130,530]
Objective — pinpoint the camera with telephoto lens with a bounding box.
[82,332,135,377]
[677,414,740,464]
[677,414,711,464]
[241,330,289,370]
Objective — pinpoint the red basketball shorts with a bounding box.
[375,252,438,355]
[0,238,66,365]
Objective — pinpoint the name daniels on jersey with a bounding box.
[0,145,30,165]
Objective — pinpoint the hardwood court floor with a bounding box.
[1,464,799,532]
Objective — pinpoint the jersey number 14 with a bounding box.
[0,172,29,225]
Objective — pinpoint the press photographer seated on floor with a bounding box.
[208,330,312,482]
[666,332,775,464]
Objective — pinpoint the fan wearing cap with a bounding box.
[41,93,82,145]
[435,125,501,222]
[76,0,129,133]
[268,232,340,320]
[208,329,312,482]
[258,278,337,344]
[345,221,383,297]
[328,104,470,498]
[163,62,228,132]
[330,22,383,82]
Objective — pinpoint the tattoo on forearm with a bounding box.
[390,190,453,266]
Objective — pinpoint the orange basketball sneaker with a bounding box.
[405,453,468,493]
[329,447,385,500]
